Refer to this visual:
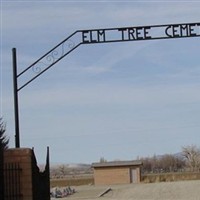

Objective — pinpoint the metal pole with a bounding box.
[12,48,20,148]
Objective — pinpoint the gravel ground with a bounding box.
[51,180,200,200]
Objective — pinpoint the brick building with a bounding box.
[92,160,143,185]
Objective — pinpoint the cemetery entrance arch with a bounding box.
[12,22,200,147]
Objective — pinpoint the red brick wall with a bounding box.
[4,148,33,200]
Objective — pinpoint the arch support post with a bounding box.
[12,48,20,148]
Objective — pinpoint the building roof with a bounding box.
[92,160,143,168]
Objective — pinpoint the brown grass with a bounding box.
[50,172,200,188]
[50,176,94,187]
[142,171,200,183]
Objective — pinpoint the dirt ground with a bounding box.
[51,180,200,200]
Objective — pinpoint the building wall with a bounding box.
[94,166,141,185]
[4,148,33,200]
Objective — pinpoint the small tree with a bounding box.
[58,164,67,177]
[0,118,9,150]
[141,153,186,174]
[99,157,107,163]
[182,145,200,172]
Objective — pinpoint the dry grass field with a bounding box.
[51,175,94,187]
[51,180,200,200]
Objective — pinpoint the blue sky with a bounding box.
[1,1,200,164]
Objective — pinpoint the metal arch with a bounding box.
[13,22,200,147]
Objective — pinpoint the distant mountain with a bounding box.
[49,163,92,170]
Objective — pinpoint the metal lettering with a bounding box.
[128,28,136,40]
[97,30,106,42]
[180,25,188,36]
[188,24,197,36]
[165,25,172,37]
[119,27,152,41]
[83,23,199,43]
[82,30,106,43]
[173,24,180,37]
[144,27,152,39]
[165,24,199,38]
[118,28,127,40]
[90,31,97,43]
[82,31,90,43]
[136,27,143,40]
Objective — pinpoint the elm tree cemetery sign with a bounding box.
[82,23,200,43]
[13,22,200,147]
